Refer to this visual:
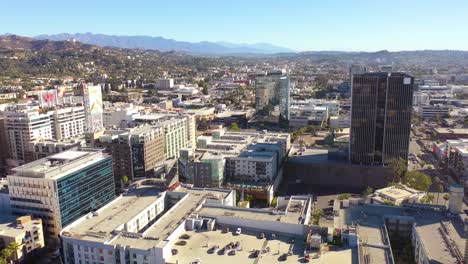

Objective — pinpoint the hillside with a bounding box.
[0,35,218,80]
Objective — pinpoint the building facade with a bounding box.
[1,105,53,166]
[350,72,414,165]
[96,126,166,192]
[254,71,290,121]
[0,216,45,262]
[51,106,86,140]
[7,148,115,236]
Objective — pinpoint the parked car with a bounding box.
[235,227,242,235]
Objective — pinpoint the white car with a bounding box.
[235,227,242,235]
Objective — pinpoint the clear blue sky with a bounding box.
[2,0,468,51]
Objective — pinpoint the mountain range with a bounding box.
[33,33,294,55]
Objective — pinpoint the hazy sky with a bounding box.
[2,0,468,51]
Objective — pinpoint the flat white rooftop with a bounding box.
[62,184,233,250]
[10,148,109,180]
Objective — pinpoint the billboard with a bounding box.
[83,84,104,132]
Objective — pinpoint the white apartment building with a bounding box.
[156,78,174,89]
[289,105,328,128]
[134,114,196,158]
[103,104,140,128]
[159,118,188,159]
[51,106,86,140]
[1,105,53,166]
[227,153,277,182]
[412,92,430,106]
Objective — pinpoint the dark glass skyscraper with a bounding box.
[350,72,414,165]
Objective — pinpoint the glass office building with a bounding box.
[8,148,115,236]
[350,72,414,165]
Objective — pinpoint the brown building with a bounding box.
[0,117,8,177]
[95,125,165,192]
[350,72,414,165]
[433,128,468,140]
[105,91,142,103]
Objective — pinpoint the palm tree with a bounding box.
[443,193,450,207]
[434,177,440,205]
[8,241,20,261]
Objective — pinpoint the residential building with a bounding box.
[95,125,165,191]
[50,106,85,140]
[0,215,45,262]
[103,103,140,128]
[182,152,225,188]
[156,78,174,89]
[254,70,290,121]
[134,114,195,157]
[350,72,414,165]
[105,91,141,103]
[418,104,450,119]
[7,148,115,236]
[1,105,53,166]
[413,92,430,106]
[25,137,86,163]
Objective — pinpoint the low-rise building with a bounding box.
[370,185,425,205]
[0,215,45,262]
[61,183,235,264]
[418,104,450,119]
[433,128,468,140]
[25,137,86,163]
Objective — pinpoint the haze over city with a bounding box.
[2,0,468,51]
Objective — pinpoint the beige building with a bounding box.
[0,215,45,262]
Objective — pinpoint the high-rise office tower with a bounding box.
[254,70,290,121]
[7,148,115,236]
[278,77,291,120]
[350,72,414,165]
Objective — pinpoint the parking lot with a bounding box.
[168,229,306,264]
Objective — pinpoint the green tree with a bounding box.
[305,126,317,135]
[390,158,407,183]
[434,177,442,205]
[420,194,435,204]
[298,138,305,150]
[312,209,323,225]
[246,194,254,204]
[402,171,432,192]
[121,175,129,187]
[8,242,20,261]
[230,122,241,131]
[270,197,278,207]
[362,186,374,197]
[443,193,450,206]
[198,118,209,131]
[337,193,351,200]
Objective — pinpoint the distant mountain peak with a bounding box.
[34,33,294,55]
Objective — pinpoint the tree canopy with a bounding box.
[402,171,432,192]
